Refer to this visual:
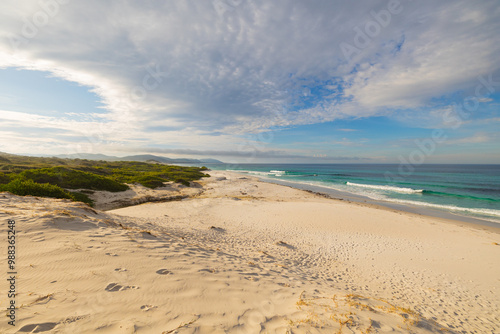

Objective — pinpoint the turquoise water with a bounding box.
[203,164,500,224]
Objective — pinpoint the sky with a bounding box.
[0,0,499,163]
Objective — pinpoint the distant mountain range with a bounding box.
[0,151,224,164]
[50,153,223,164]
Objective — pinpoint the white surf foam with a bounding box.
[226,170,270,176]
[387,198,500,220]
[225,170,500,223]
[346,182,423,194]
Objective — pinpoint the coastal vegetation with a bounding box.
[0,152,209,207]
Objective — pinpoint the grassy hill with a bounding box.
[0,152,209,207]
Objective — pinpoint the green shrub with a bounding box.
[110,166,208,188]
[20,167,129,192]
[0,155,210,196]
[69,191,94,206]
[135,175,166,189]
[0,172,10,185]
[0,179,74,200]
[174,178,190,187]
[0,179,94,206]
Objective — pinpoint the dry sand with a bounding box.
[1,170,499,333]
[84,181,204,211]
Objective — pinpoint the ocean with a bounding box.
[200,163,500,225]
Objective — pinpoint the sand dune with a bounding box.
[86,181,204,211]
[1,171,499,333]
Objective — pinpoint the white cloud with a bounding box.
[478,97,493,103]
[343,2,500,109]
[0,0,499,157]
[445,133,493,145]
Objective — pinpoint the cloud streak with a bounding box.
[0,0,499,161]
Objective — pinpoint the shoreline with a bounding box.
[89,167,500,233]
[256,176,500,233]
[1,170,499,333]
[222,170,500,231]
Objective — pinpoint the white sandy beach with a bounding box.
[1,170,499,333]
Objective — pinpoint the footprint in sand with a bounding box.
[105,283,139,292]
[114,268,127,272]
[105,252,119,256]
[156,269,172,275]
[18,322,58,332]
[140,304,157,311]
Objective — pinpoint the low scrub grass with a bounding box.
[20,167,129,192]
[0,179,92,205]
[0,172,11,185]
[0,153,209,205]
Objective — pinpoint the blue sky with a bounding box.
[0,0,499,163]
